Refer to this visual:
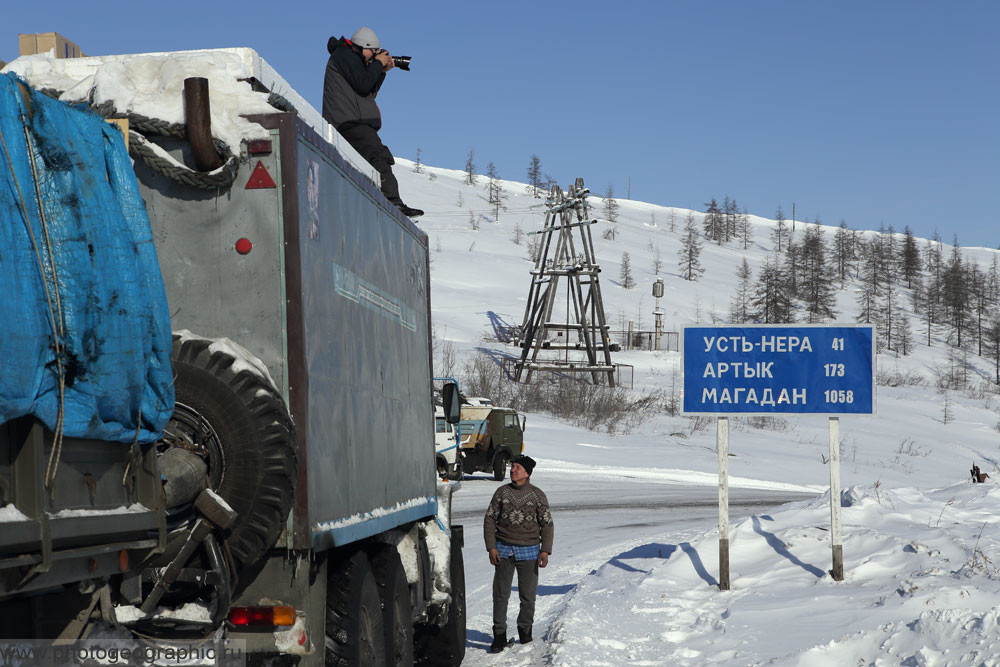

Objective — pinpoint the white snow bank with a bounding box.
[5,50,275,153]
[2,47,381,182]
[116,601,213,625]
[48,503,149,518]
[312,495,436,533]
[541,458,825,493]
[542,482,1000,665]
[0,504,29,522]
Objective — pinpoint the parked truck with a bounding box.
[1,47,465,666]
[433,378,463,481]
[434,408,462,481]
[458,406,526,481]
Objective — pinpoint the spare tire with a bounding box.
[165,333,296,584]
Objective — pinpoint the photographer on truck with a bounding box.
[322,27,423,219]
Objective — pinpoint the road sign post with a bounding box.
[682,325,874,586]
[829,417,844,580]
[717,416,730,591]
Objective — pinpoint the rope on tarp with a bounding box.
[0,98,70,489]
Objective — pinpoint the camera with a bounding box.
[392,55,412,71]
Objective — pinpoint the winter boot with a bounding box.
[399,204,424,219]
[518,626,533,644]
[390,198,424,219]
[489,633,509,654]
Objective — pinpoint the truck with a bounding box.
[0,47,465,667]
[433,378,463,481]
[458,406,526,481]
[434,407,462,481]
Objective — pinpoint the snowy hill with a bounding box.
[398,159,1000,665]
[398,157,1000,493]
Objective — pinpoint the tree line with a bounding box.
[717,206,1000,372]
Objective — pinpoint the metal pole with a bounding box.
[718,416,730,591]
[183,77,223,172]
[652,279,664,351]
[655,305,662,351]
[829,417,844,580]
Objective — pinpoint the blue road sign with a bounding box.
[682,325,875,415]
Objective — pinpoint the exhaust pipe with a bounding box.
[184,77,224,171]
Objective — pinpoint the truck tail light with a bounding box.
[248,139,272,155]
[228,605,296,627]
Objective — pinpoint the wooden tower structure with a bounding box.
[514,178,616,386]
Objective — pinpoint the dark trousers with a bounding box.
[492,556,538,636]
[338,124,402,204]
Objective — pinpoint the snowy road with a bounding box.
[452,472,814,665]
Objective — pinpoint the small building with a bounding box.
[19,32,85,59]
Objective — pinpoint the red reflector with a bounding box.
[228,607,250,626]
[248,139,272,155]
[235,238,253,255]
[246,161,276,189]
[228,606,275,626]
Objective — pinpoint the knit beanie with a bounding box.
[512,455,536,476]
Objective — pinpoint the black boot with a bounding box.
[390,198,424,219]
[399,204,424,219]
[518,626,533,644]
[489,633,509,654]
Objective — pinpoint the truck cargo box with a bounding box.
[134,95,435,551]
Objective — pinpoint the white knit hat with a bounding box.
[351,27,379,49]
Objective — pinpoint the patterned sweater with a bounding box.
[484,482,554,554]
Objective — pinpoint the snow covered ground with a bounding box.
[395,162,1000,664]
[6,48,1000,665]
[451,428,1000,666]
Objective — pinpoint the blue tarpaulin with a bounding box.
[0,73,174,443]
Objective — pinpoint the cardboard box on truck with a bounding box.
[18,32,85,59]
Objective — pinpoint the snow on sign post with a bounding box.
[681,325,875,589]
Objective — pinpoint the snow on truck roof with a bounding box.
[1,47,377,180]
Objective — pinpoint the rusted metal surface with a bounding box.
[183,77,223,171]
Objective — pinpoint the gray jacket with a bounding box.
[322,36,385,131]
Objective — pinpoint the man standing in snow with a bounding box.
[322,27,423,218]
[484,455,554,653]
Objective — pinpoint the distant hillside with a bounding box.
[398,157,1000,490]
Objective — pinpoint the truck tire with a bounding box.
[492,452,509,481]
[414,535,466,666]
[167,335,296,586]
[327,550,387,667]
[369,546,414,667]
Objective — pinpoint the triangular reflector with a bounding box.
[246,160,276,189]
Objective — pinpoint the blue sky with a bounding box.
[6,1,998,247]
